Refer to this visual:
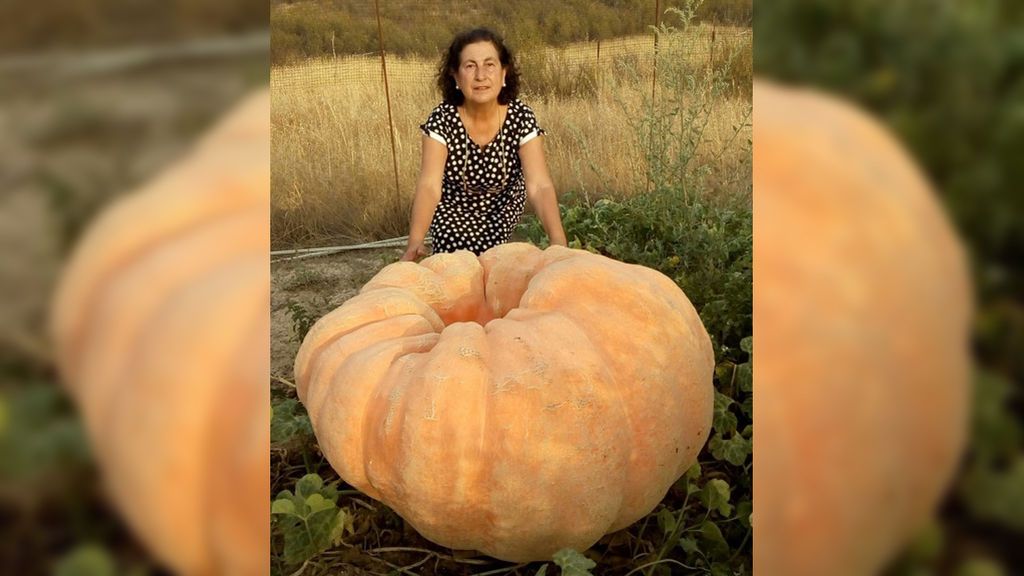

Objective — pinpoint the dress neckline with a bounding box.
[455,101,512,152]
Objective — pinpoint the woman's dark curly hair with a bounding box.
[437,28,520,106]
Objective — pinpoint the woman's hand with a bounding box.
[402,135,446,263]
[401,243,429,262]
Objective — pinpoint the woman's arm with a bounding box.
[402,135,448,261]
[520,137,567,247]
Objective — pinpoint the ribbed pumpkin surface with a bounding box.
[51,90,270,576]
[295,242,714,562]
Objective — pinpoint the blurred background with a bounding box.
[756,1,1023,575]
[0,0,265,573]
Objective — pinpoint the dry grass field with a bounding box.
[271,24,752,247]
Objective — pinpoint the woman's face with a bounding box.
[453,41,506,105]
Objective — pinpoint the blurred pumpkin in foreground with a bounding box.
[295,242,714,562]
[51,90,270,576]
[754,79,973,576]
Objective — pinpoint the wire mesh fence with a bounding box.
[270,29,747,95]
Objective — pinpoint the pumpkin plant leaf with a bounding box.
[698,520,731,560]
[305,493,334,515]
[273,489,308,517]
[534,564,549,576]
[295,473,324,499]
[709,432,751,466]
[280,506,345,565]
[271,498,297,516]
[700,478,733,517]
[685,462,702,481]
[657,508,677,536]
[340,507,357,537]
[960,454,1024,531]
[319,480,340,502]
[678,536,699,555]
[735,500,753,529]
[736,362,752,393]
[271,398,313,444]
[715,362,734,383]
[328,508,350,546]
[275,474,347,566]
[954,558,1007,576]
[902,518,944,564]
[552,548,596,576]
[740,336,752,356]
[54,544,116,576]
[710,562,734,576]
[740,395,753,417]
[678,462,702,494]
[969,370,1022,464]
[712,392,738,435]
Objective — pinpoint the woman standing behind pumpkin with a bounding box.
[401,28,567,261]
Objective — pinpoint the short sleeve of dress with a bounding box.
[516,101,546,146]
[419,105,449,147]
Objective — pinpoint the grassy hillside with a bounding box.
[0,0,265,54]
[271,0,752,64]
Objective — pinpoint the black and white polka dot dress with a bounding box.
[419,98,545,255]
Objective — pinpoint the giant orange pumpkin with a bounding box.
[51,90,270,576]
[754,79,973,576]
[295,242,714,561]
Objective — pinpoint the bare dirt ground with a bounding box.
[270,247,401,382]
